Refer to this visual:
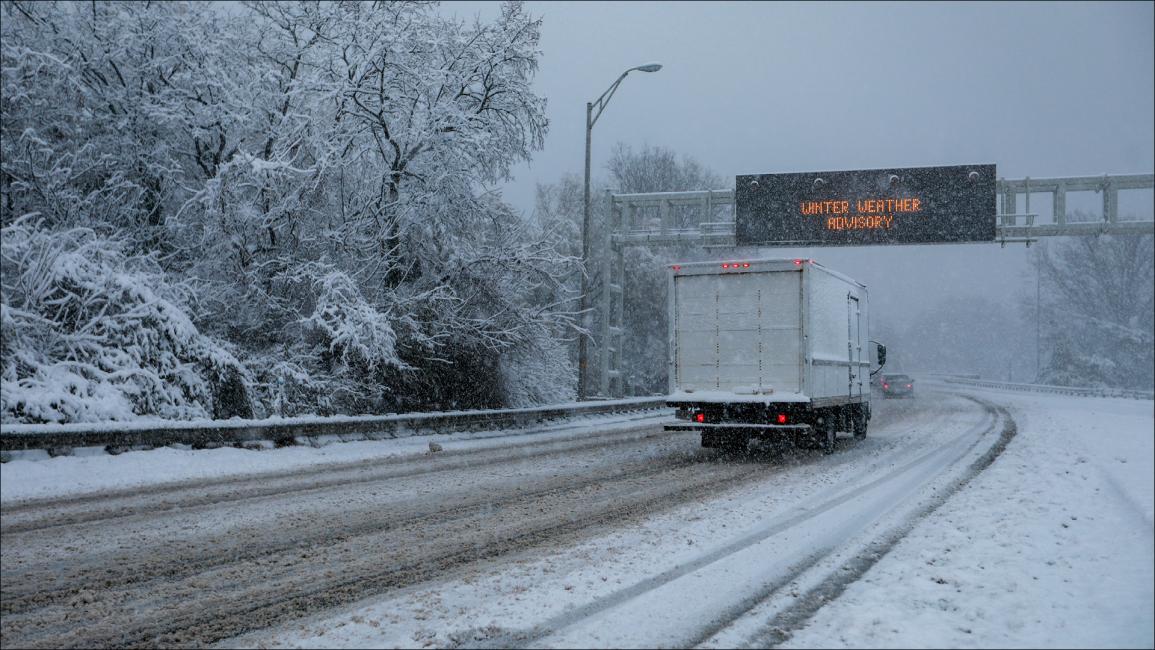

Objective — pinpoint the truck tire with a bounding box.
[820,420,836,455]
[852,407,868,439]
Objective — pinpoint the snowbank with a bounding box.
[784,388,1153,648]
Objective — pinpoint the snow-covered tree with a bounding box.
[2,1,574,421]
[607,144,725,394]
[533,145,726,395]
[1033,231,1154,390]
[884,294,1033,381]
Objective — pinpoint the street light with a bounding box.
[578,62,662,400]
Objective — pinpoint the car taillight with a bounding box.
[906,384,912,388]
[776,413,788,424]
[883,383,889,389]
[695,412,705,423]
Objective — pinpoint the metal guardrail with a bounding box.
[0,397,670,453]
[939,376,1154,401]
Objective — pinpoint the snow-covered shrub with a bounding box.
[1040,334,1119,389]
[0,218,252,423]
[247,355,333,418]
[303,270,402,373]
[497,329,576,408]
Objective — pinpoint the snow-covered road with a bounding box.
[1,386,1150,649]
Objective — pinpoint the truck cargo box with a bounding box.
[666,258,877,453]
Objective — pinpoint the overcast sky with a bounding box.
[443,1,1153,208]
[442,1,1153,375]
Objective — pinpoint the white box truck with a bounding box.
[665,258,885,454]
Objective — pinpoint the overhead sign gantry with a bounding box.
[590,169,1152,398]
[734,164,997,246]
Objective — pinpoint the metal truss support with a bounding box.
[596,189,626,398]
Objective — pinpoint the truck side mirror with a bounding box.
[876,343,887,367]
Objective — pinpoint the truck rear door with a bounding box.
[848,294,863,399]
[673,270,802,394]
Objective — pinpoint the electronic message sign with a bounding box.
[735,164,996,246]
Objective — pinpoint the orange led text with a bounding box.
[801,195,923,230]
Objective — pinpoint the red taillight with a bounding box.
[695,412,705,423]
[906,384,912,388]
[883,383,890,389]
[722,263,729,268]
[776,413,788,424]
[742,263,750,268]
[793,259,803,265]
[672,265,681,271]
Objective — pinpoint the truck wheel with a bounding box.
[853,408,868,439]
[820,419,837,455]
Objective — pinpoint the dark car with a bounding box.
[880,374,915,398]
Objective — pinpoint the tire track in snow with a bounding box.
[1,426,686,616]
[505,397,1012,649]
[723,399,1016,648]
[1,431,783,648]
[1,413,670,534]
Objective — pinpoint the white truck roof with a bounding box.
[669,257,867,290]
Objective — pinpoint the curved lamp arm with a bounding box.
[588,62,662,128]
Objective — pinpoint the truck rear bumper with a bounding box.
[664,422,812,434]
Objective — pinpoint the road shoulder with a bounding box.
[780,390,1155,649]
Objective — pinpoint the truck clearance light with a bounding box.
[777,413,788,424]
[695,412,705,423]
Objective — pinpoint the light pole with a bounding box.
[578,62,662,400]
[1035,261,1041,381]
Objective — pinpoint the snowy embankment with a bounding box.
[781,386,1154,649]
